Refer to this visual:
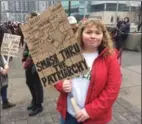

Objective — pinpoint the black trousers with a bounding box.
[25,66,43,106]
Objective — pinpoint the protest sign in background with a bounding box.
[1,33,21,58]
[21,2,88,86]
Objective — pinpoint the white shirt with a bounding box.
[67,51,99,117]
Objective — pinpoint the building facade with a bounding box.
[0,0,140,24]
[0,0,80,22]
[89,1,140,24]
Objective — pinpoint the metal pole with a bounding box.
[83,1,86,19]
[116,0,119,24]
[83,1,88,19]
[68,1,71,16]
[0,1,1,24]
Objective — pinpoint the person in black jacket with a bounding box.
[108,27,123,65]
[22,12,44,116]
[121,17,130,42]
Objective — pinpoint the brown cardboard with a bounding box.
[1,33,21,57]
[21,2,88,86]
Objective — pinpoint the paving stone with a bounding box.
[113,101,128,113]
[1,121,15,124]
[9,110,28,121]
[51,113,60,122]
[54,122,59,124]
[1,109,10,116]
[109,117,120,124]
[27,117,41,124]
[113,112,129,122]
[120,111,141,123]
[40,111,50,117]
[1,115,11,122]
[117,97,138,111]
[40,116,53,124]
[15,119,28,124]
[118,120,131,124]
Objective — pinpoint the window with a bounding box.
[65,8,79,13]
[91,4,105,12]
[111,16,114,23]
[131,6,137,12]
[106,3,117,11]
[118,4,129,11]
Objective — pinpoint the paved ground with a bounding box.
[0,49,141,124]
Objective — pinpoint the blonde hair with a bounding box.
[76,19,114,56]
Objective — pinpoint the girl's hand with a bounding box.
[63,80,72,93]
[76,108,90,122]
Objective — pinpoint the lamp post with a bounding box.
[0,1,1,24]
[68,1,71,16]
[116,0,119,24]
[83,1,88,19]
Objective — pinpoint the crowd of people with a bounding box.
[0,12,133,124]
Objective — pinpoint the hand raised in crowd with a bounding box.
[4,63,9,70]
[63,80,72,93]
[1,64,9,75]
[76,108,90,122]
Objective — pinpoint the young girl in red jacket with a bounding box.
[55,19,122,124]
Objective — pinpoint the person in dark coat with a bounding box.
[121,17,130,42]
[117,18,124,30]
[109,27,123,51]
[22,12,44,116]
[108,27,124,65]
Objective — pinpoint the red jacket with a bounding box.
[55,48,122,124]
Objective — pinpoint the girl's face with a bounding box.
[82,25,103,50]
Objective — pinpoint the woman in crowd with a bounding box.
[0,25,16,109]
[120,17,130,43]
[107,27,123,65]
[22,12,43,116]
[55,19,122,124]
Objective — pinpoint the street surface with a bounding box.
[0,49,141,124]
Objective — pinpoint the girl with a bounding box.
[55,19,122,124]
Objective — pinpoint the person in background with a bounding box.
[22,12,44,116]
[16,23,24,47]
[117,18,124,30]
[137,22,142,32]
[55,19,122,124]
[0,56,16,109]
[120,17,130,42]
[108,27,123,65]
[67,16,78,34]
[0,26,16,109]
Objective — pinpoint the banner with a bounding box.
[1,33,21,57]
[21,2,88,86]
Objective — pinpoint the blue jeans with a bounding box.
[60,112,82,124]
[1,85,8,103]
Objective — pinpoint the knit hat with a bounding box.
[67,16,77,24]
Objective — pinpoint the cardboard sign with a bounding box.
[21,2,88,86]
[1,33,21,57]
